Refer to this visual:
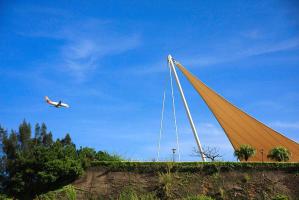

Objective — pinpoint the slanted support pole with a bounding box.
[167,54,206,161]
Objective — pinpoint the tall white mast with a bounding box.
[167,54,206,161]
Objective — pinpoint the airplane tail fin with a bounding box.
[45,96,50,102]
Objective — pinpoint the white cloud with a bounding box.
[57,22,141,81]
[241,29,263,39]
[184,36,299,68]
[270,121,299,129]
[14,6,141,81]
[133,35,299,75]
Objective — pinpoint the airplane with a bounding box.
[45,96,70,108]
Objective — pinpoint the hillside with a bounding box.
[70,162,299,200]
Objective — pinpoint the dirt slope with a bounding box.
[72,162,299,200]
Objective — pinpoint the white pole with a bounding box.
[167,54,206,161]
[168,62,181,161]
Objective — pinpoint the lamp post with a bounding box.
[260,149,264,163]
[172,148,176,162]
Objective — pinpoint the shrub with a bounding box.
[267,147,291,162]
[158,170,174,199]
[64,185,76,200]
[118,187,138,200]
[272,194,289,200]
[242,173,250,183]
[203,164,218,175]
[34,185,76,200]
[90,161,299,173]
[234,144,256,161]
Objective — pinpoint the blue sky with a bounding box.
[1,0,299,161]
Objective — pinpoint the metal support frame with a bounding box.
[167,54,206,161]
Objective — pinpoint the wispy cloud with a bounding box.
[270,121,299,129]
[241,29,264,39]
[60,32,140,80]
[184,36,299,67]
[14,6,141,81]
[133,33,299,75]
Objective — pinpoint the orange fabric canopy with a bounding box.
[175,62,299,162]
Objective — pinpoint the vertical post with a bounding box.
[172,148,176,162]
[260,149,264,163]
[168,54,206,161]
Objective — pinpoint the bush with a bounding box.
[118,187,139,200]
[234,144,256,161]
[89,161,299,173]
[267,147,291,162]
[34,185,77,200]
[203,164,218,175]
[272,194,289,200]
[158,169,174,199]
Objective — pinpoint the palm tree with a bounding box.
[267,146,291,162]
[234,144,256,161]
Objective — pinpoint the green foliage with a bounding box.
[2,136,82,198]
[158,170,174,199]
[34,185,77,200]
[90,161,299,173]
[118,187,139,200]
[77,148,123,169]
[242,173,250,183]
[234,144,256,161]
[184,194,214,200]
[0,121,123,199]
[78,147,97,168]
[271,194,289,200]
[64,185,76,200]
[96,150,123,161]
[118,186,158,200]
[0,193,12,200]
[203,164,218,175]
[267,147,291,162]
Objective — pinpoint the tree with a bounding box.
[0,120,123,199]
[61,133,72,146]
[40,123,47,141]
[0,125,7,156]
[234,144,256,161]
[3,130,18,160]
[18,120,31,151]
[0,121,83,199]
[96,151,122,161]
[193,146,222,162]
[267,146,291,162]
[34,123,41,139]
[78,147,97,168]
[42,131,53,147]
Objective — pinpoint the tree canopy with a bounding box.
[0,120,122,199]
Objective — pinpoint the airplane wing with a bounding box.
[55,101,62,107]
